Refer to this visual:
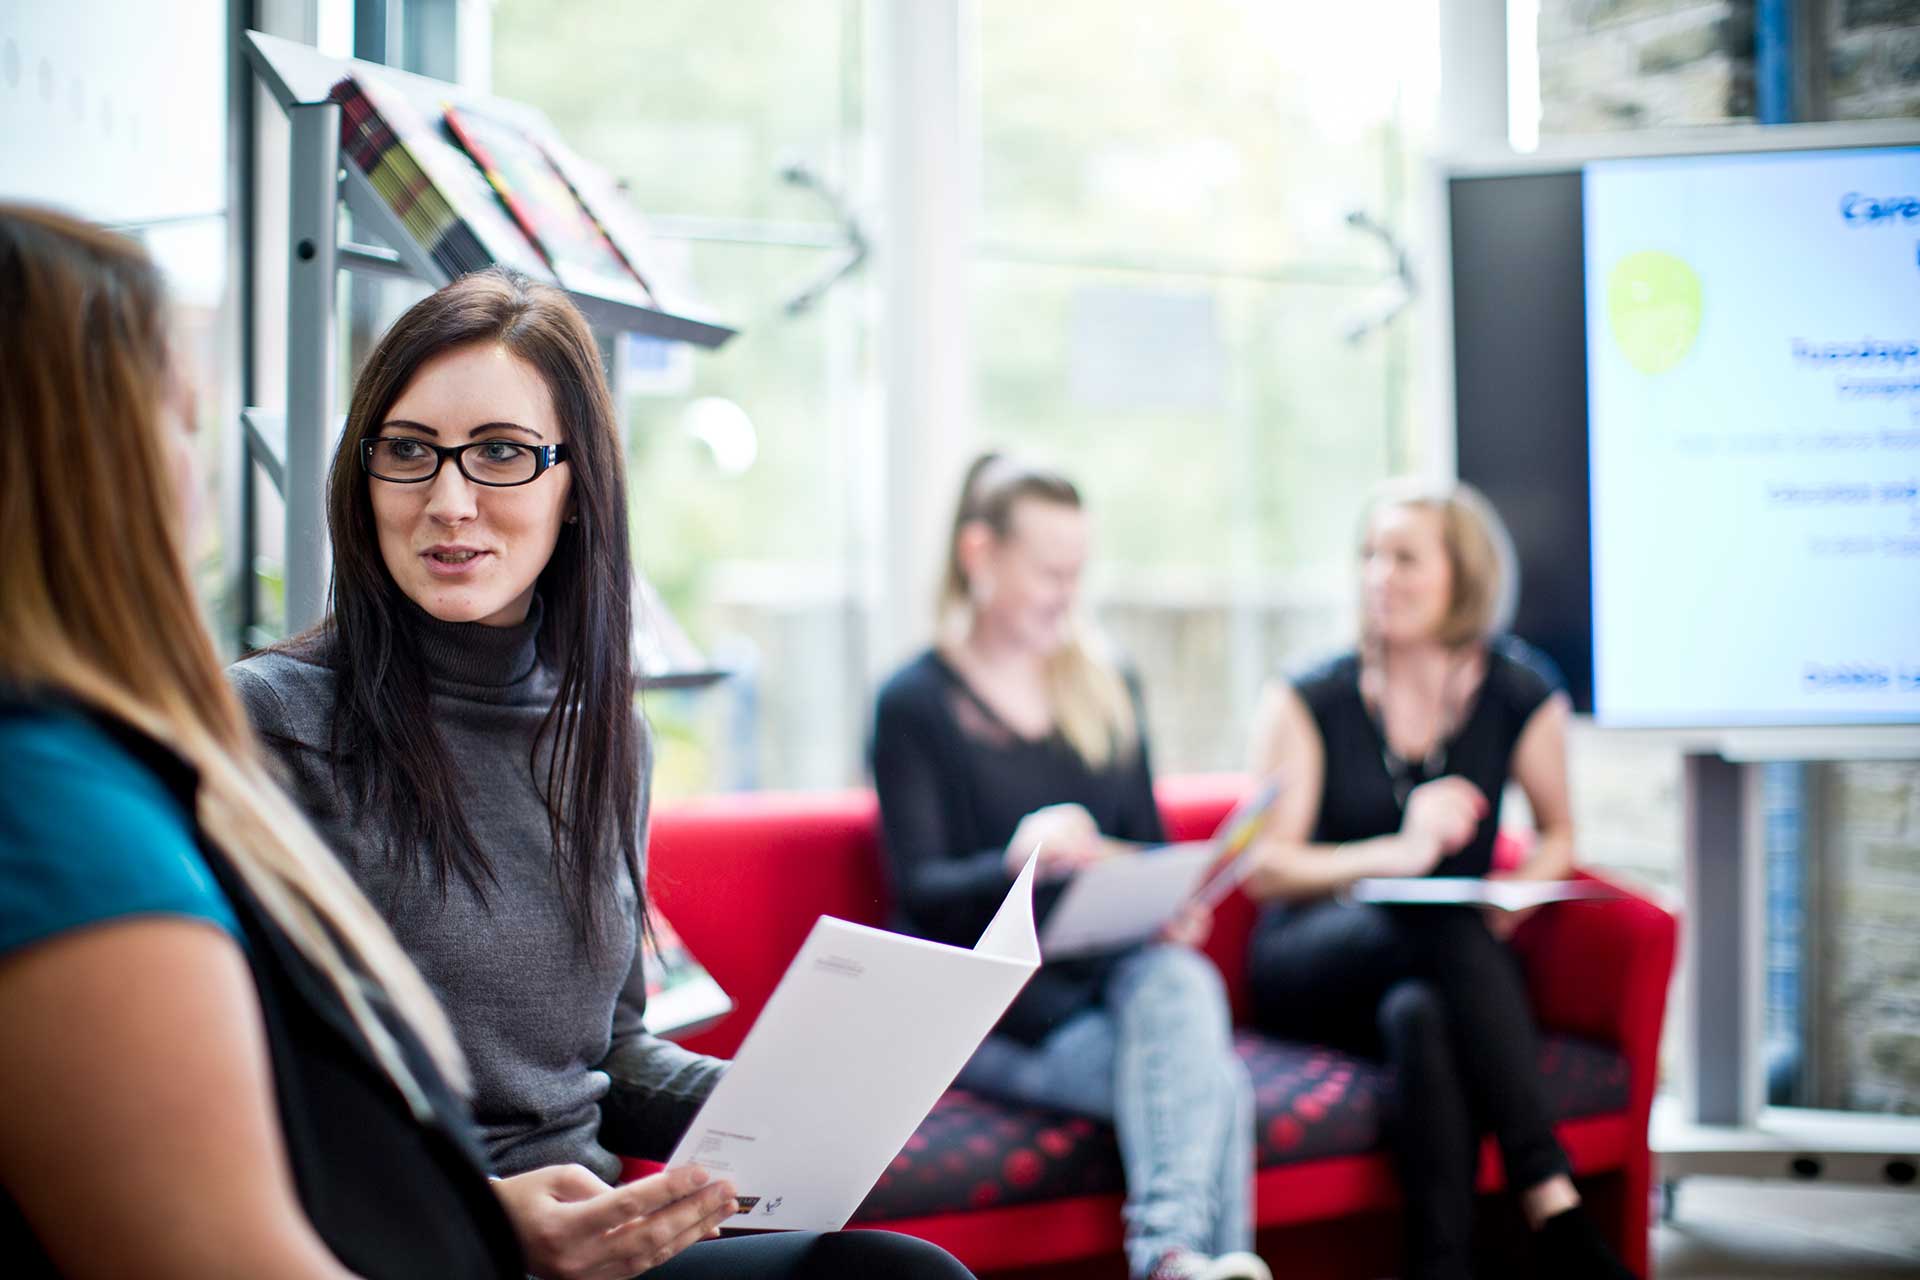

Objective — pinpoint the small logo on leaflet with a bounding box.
[763,1197,784,1215]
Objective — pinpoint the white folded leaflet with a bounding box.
[1037,778,1283,960]
[667,855,1041,1232]
[1037,844,1217,960]
[1349,877,1615,912]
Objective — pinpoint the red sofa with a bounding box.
[637,776,1677,1278]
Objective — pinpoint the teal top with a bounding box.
[0,708,240,956]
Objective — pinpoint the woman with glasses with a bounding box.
[1239,479,1631,1280]
[232,267,971,1280]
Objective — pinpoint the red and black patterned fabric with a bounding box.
[852,1030,1629,1223]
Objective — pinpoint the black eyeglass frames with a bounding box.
[360,437,569,487]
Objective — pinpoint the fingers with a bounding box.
[1060,835,1108,868]
[1162,902,1215,947]
[1415,777,1485,812]
[1033,834,1099,878]
[1027,840,1070,879]
[600,1182,736,1278]
[1433,777,1490,818]
[1037,804,1099,845]
[1407,777,1488,853]
[1439,802,1479,846]
[1018,804,1111,880]
[574,1165,712,1235]
[647,1192,742,1273]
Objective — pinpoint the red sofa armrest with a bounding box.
[647,789,889,1059]
[1154,774,1262,1017]
[1509,870,1678,1126]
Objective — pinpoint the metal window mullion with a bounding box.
[283,99,342,633]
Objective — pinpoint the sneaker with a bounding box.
[1146,1248,1274,1280]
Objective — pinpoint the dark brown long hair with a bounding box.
[298,268,639,951]
[0,202,468,1101]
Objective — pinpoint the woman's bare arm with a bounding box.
[1500,692,1578,883]
[1241,680,1449,902]
[0,918,362,1280]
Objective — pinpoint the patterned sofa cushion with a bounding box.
[852,1030,1629,1223]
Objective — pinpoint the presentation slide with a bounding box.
[1585,146,1920,726]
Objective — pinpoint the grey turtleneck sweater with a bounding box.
[229,600,723,1182]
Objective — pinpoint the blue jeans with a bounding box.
[955,945,1254,1279]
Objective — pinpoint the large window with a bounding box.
[491,0,1437,791]
[973,1,1437,771]
[493,0,870,796]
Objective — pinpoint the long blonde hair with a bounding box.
[937,452,1137,768]
[0,203,466,1113]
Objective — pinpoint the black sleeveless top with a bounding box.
[1291,637,1562,881]
[0,697,525,1279]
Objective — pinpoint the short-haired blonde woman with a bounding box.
[1242,479,1631,1280]
[871,453,1268,1280]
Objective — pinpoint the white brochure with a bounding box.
[1037,843,1219,960]
[1038,779,1284,960]
[668,855,1041,1232]
[1350,877,1615,913]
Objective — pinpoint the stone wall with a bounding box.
[1813,763,1920,1114]
[1828,0,1920,119]
[1538,0,1755,134]
[1537,0,1920,133]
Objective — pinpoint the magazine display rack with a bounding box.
[242,31,731,686]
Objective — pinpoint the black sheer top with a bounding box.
[871,650,1165,1045]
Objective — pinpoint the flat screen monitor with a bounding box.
[1449,134,1920,728]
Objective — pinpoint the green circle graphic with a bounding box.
[1607,251,1703,375]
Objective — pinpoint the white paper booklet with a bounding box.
[667,856,1041,1232]
[1038,779,1283,960]
[1038,844,1218,959]
[1349,877,1614,912]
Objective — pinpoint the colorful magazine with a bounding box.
[641,911,734,1040]
[442,103,654,308]
[1187,777,1284,910]
[537,136,660,302]
[540,135,707,317]
[329,67,553,283]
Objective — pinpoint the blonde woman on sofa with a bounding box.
[871,453,1269,1280]
[0,206,545,1277]
[230,269,972,1280]
[1240,479,1633,1280]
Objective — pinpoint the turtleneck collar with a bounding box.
[403,593,546,693]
